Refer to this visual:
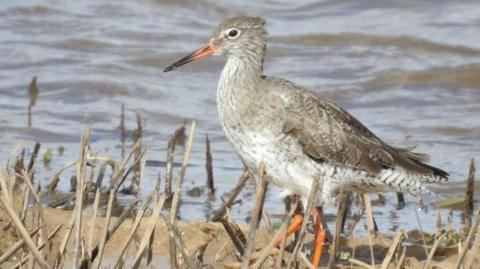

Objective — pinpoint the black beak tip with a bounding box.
[163,65,174,73]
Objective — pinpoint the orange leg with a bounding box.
[312,206,326,267]
[274,213,303,247]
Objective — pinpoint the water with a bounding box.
[0,0,479,234]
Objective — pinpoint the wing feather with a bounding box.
[271,78,448,180]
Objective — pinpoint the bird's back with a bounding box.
[258,76,448,192]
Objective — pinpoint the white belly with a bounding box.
[226,129,370,205]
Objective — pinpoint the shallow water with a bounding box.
[0,0,479,233]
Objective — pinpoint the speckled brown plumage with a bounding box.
[271,76,448,181]
[165,16,448,204]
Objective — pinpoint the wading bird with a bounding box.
[164,16,448,266]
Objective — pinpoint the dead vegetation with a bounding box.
[0,99,479,268]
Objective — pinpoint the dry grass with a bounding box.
[0,121,478,269]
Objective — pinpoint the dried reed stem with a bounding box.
[286,175,320,268]
[165,126,185,196]
[12,225,62,268]
[205,134,215,193]
[348,257,375,269]
[380,230,405,269]
[161,214,199,269]
[9,142,40,227]
[47,161,76,192]
[73,128,90,268]
[138,159,146,199]
[211,170,249,222]
[422,231,445,269]
[0,196,49,269]
[464,223,480,269]
[146,199,155,266]
[110,148,138,191]
[219,217,247,255]
[169,121,196,268]
[27,142,41,183]
[27,77,38,128]
[262,210,273,233]
[84,199,139,266]
[0,226,41,264]
[328,191,347,268]
[132,195,166,268]
[120,103,126,158]
[47,193,75,208]
[92,189,115,269]
[241,162,268,269]
[464,159,475,228]
[20,170,49,259]
[28,105,32,127]
[19,185,30,224]
[112,149,147,193]
[132,111,143,195]
[107,139,141,190]
[54,208,77,267]
[363,193,377,265]
[113,194,153,268]
[454,209,480,269]
[276,200,296,269]
[363,193,376,237]
[251,203,296,269]
[435,209,442,233]
[395,246,407,269]
[94,163,106,192]
[87,190,100,259]
[413,206,429,258]
[48,156,112,193]
[299,252,317,269]
[18,171,48,231]
[16,170,48,249]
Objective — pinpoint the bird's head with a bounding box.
[164,16,267,72]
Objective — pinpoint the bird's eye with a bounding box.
[226,29,240,39]
[228,30,238,37]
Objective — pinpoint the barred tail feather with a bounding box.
[418,163,449,183]
[356,168,438,196]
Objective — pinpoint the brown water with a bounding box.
[1,0,479,233]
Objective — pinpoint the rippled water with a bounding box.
[1,0,479,233]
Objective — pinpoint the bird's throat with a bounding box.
[216,56,263,127]
[218,56,262,94]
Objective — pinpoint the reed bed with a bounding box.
[0,111,479,268]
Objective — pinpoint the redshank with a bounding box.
[164,16,448,266]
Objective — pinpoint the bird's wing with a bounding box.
[272,78,447,179]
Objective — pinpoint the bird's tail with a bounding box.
[392,145,449,183]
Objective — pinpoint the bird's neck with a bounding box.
[217,55,264,124]
[218,55,263,94]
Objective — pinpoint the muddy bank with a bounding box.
[1,206,478,268]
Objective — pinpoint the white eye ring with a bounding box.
[225,28,241,39]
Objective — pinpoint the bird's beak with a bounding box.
[163,43,216,72]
